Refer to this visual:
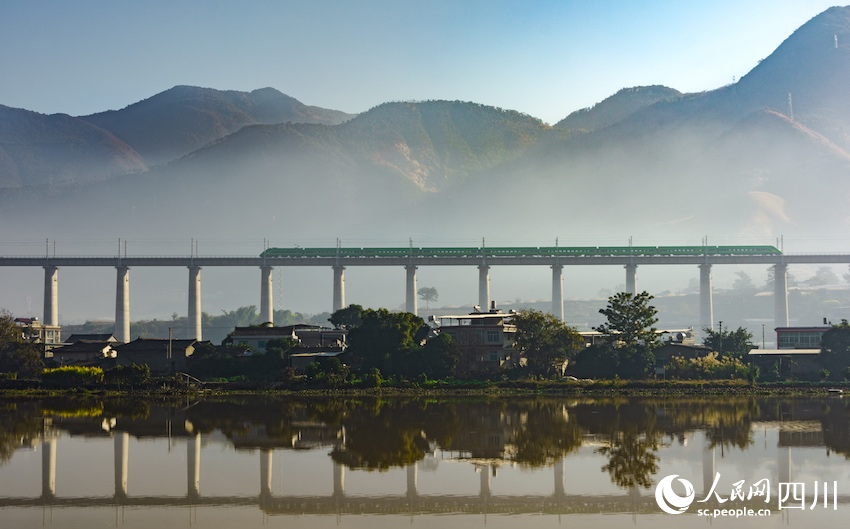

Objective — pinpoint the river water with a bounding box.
[1,395,848,528]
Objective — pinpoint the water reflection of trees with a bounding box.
[330,399,433,470]
[509,400,583,467]
[3,395,850,483]
[576,400,662,489]
[0,400,43,463]
[597,432,659,489]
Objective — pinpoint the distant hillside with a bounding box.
[81,86,355,166]
[0,105,145,188]
[555,85,682,132]
[1,6,850,246]
[335,101,552,191]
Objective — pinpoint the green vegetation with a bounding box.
[819,320,850,380]
[42,366,104,386]
[702,326,755,360]
[575,292,659,379]
[666,352,750,380]
[512,309,583,376]
[417,286,438,310]
[0,310,45,379]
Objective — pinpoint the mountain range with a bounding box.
[1,7,850,321]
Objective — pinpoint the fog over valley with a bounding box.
[2,6,850,332]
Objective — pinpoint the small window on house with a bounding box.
[489,351,499,362]
[487,330,500,343]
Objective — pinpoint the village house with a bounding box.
[436,304,521,373]
[51,340,118,366]
[223,324,347,354]
[14,317,62,354]
[114,338,203,374]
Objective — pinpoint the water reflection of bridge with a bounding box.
[3,421,847,516]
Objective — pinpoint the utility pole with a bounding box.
[167,327,173,375]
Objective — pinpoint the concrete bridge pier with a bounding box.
[554,458,565,498]
[115,266,130,344]
[774,264,789,328]
[699,264,714,332]
[478,265,490,310]
[551,265,564,322]
[333,266,346,313]
[779,445,791,484]
[405,265,418,315]
[702,440,716,496]
[260,266,274,325]
[188,266,202,340]
[333,461,345,497]
[188,433,200,499]
[625,264,637,295]
[260,449,273,499]
[114,432,129,499]
[407,464,418,498]
[479,464,492,498]
[41,435,57,500]
[43,266,58,326]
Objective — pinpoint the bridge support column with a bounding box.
[188,433,200,499]
[43,266,58,326]
[260,266,274,325]
[478,265,490,310]
[332,266,346,313]
[554,458,565,498]
[405,265,418,315]
[41,434,56,499]
[702,437,716,496]
[551,265,564,322]
[699,264,713,333]
[115,266,130,344]
[778,445,791,484]
[333,461,345,497]
[774,264,789,328]
[625,264,637,295]
[479,464,492,498]
[114,432,129,499]
[407,464,418,498]
[260,449,273,499]
[188,266,202,340]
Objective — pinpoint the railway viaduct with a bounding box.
[2,245,849,342]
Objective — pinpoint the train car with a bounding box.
[261,244,782,259]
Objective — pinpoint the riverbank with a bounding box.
[2,377,849,397]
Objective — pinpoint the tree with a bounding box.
[732,271,756,293]
[595,292,659,347]
[512,310,584,377]
[346,308,426,375]
[415,333,461,379]
[0,309,45,379]
[819,319,850,376]
[702,326,754,359]
[417,287,439,310]
[266,337,298,359]
[329,304,364,329]
[583,292,659,379]
[809,266,839,286]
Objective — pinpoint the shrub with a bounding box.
[42,366,104,386]
[665,353,748,380]
[105,364,151,386]
[364,368,383,388]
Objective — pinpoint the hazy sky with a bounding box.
[0,1,842,124]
